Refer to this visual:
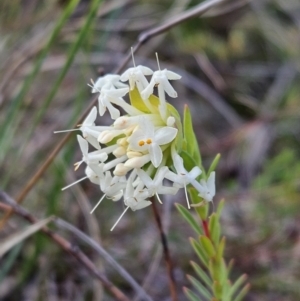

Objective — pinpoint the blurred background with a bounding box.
[0,0,300,300]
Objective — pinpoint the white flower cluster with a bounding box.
[57,56,215,230]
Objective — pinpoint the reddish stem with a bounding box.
[202,219,210,238]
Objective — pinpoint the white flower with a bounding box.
[98,87,129,119]
[137,167,178,197]
[91,74,127,92]
[194,172,216,202]
[74,135,108,170]
[128,118,177,168]
[59,54,217,231]
[165,152,202,209]
[124,171,152,211]
[141,69,181,100]
[141,69,181,120]
[120,65,153,92]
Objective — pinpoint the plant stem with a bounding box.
[151,199,178,301]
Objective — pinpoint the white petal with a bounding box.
[164,70,181,80]
[188,167,202,180]
[83,107,97,125]
[207,172,216,196]
[172,153,185,174]
[141,79,156,100]
[149,143,162,168]
[77,135,88,155]
[138,65,153,76]
[154,127,178,145]
[153,166,168,185]
[136,169,152,188]
[106,101,120,120]
[161,77,177,98]
[157,186,179,195]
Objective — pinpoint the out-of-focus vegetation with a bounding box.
[0,0,299,300]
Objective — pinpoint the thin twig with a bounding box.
[0,191,130,301]
[151,199,178,301]
[0,0,226,228]
[55,218,153,301]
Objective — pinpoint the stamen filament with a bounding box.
[110,206,130,231]
[54,128,79,133]
[90,194,106,214]
[61,176,88,191]
[155,193,163,204]
[131,47,136,67]
[184,182,191,209]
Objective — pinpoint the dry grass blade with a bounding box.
[55,218,153,301]
[0,192,130,301]
[0,216,54,257]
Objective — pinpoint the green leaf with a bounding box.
[228,274,248,299]
[209,213,221,246]
[180,150,201,175]
[216,237,226,260]
[207,153,221,176]
[209,258,222,282]
[190,261,212,288]
[213,281,223,299]
[129,87,153,113]
[216,199,225,219]
[199,235,216,257]
[183,105,201,165]
[183,287,204,301]
[187,275,212,300]
[188,187,209,220]
[176,203,202,235]
[232,284,250,301]
[190,238,209,266]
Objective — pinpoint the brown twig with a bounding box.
[0,0,225,229]
[151,199,178,301]
[0,191,130,301]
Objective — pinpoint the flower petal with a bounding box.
[149,143,162,168]
[83,106,97,125]
[154,127,178,145]
[164,70,181,80]
[77,135,88,155]
[207,172,216,196]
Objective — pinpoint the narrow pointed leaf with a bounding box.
[209,213,221,246]
[183,105,201,165]
[190,261,212,287]
[176,203,202,235]
[183,287,204,301]
[213,281,223,299]
[207,153,221,176]
[228,274,248,298]
[187,275,212,300]
[232,284,250,301]
[200,235,216,257]
[190,238,209,265]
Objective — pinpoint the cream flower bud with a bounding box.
[113,163,131,176]
[113,146,127,157]
[124,154,151,169]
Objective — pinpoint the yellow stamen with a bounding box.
[146,139,152,144]
[138,140,145,146]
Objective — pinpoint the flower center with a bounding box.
[138,138,152,146]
